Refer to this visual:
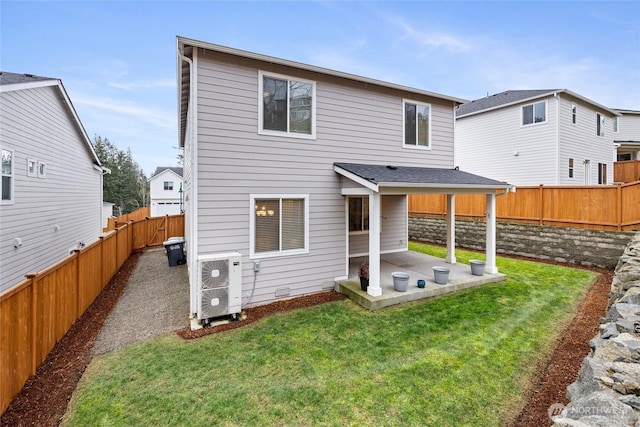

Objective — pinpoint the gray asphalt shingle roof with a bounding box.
[334,163,510,187]
[152,166,183,177]
[0,71,56,86]
[456,89,561,117]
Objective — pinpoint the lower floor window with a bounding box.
[251,195,308,257]
[349,196,369,233]
[598,163,607,184]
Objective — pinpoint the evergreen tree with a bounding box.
[93,135,149,216]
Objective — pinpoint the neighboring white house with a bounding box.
[455,89,620,186]
[0,72,105,293]
[102,202,115,228]
[613,109,640,161]
[149,166,183,216]
[177,37,513,327]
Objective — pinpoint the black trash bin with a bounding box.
[163,237,186,267]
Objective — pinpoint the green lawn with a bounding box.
[63,243,596,427]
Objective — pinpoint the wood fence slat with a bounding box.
[409,183,640,231]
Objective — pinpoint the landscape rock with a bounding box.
[562,232,640,426]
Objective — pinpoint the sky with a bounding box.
[2,1,639,176]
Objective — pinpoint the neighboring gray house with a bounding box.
[613,109,640,161]
[149,166,183,216]
[455,90,620,186]
[177,37,512,327]
[0,72,105,293]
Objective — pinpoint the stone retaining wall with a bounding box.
[408,216,634,269]
[552,233,640,426]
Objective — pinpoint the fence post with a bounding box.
[25,273,38,375]
[73,249,81,318]
[617,183,623,231]
[539,185,544,226]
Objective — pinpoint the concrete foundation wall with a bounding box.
[409,216,635,269]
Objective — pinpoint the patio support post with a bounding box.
[367,192,382,297]
[485,192,498,274]
[445,193,456,264]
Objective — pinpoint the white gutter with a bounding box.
[178,44,199,318]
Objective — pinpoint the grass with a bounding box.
[63,243,596,427]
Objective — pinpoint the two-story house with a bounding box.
[0,72,105,293]
[613,109,640,162]
[455,90,620,186]
[177,37,512,326]
[149,166,183,216]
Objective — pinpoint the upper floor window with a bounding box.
[259,71,316,139]
[613,116,619,133]
[250,194,309,258]
[522,101,546,126]
[571,103,577,124]
[164,181,173,191]
[597,114,605,137]
[1,149,13,202]
[403,100,431,149]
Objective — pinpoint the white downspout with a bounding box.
[179,47,199,318]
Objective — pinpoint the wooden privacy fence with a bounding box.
[105,206,151,231]
[409,182,640,231]
[615,160,640,183]
[0,213,184,414]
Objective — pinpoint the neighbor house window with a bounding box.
[598,163,607,184]
[27,158,36,177]
[613,116,619,133]
[403,100,431,148]
[522,101,546,126]
[571,103,577,124]
[259,71,315,138]
[37,161,46,178]
[569,158,574,178]
[164,181,173,190]
[597,114,605,136]
[1,149,13,202]
[251,195,309,258]
[349,196,369,233]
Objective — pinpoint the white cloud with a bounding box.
[73,93,175,130]
[109,78,175,90]
[391,16,470,53]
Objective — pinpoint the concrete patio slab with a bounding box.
[336,251,507,310]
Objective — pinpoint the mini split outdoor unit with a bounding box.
[197,252,242,321]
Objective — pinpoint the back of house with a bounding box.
[177,37,475,319]
[0,72,104,293]
[455,89,618,186]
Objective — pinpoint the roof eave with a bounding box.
[176,36,468,106]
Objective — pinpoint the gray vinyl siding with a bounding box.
[616,114,640,142]
[0,85,102,293]
[557,95,614,185]
[456,98,558,186]
[193,49,455,306]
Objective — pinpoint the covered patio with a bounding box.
[334,162,514,302]
[337,251,507,310]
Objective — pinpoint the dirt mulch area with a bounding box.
[1,255,612,427]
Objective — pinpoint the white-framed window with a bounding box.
[349,196,369,234]
[522,101,546,126]
[37,161,46,178]
[598,163,607,184]
[403,100,431,149]
[613,116,619,133]
[597,114,605,137]
[258,71,316,139]
[571,103,577,124]
[27,158,36,177]
[1,149,13,203]
[569,158,574,179]
[164,181,173,190]
[250,194,309,259]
